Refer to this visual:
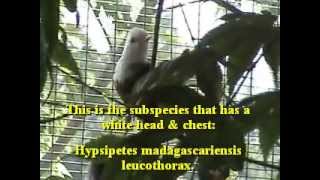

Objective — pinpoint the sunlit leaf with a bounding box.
[56,162,73,178]
[45,161,73,180]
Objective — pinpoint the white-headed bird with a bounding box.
[113,27,151,104]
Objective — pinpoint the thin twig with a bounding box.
[151,0,165,68]
[223,92,236,105]
[57,67,103,95]
[40,113,71,124]
[88,1,113,47]
[191,170,195,180]
[42,61,55,106]
[190,161,198,180]
[56,66,123,105]
[180,5,195,41]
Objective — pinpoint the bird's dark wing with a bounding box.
[115,61,151,104]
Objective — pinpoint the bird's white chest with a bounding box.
[113,59,130,83]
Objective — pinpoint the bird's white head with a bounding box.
[121,27,151,62]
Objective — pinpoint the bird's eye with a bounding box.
[130,38,136,43]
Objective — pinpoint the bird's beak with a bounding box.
[145,35,152,41]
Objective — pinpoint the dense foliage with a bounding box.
[40,0,280,180]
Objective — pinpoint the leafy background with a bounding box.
[40,0,280,180]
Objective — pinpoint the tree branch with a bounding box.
[180,5,195,41]
[88,1,113,48]
[151,0,165,68]
[55,66,123,105]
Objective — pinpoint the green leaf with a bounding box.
[264,27,280,88]
[41,0,60,55]
[40,23,48,93]
[259,104,279,161]
[227,38,262,94]
[52,41,81,77]
[196,60,223,102]
[40,0,61,96]
[236,91,280,160]
[198,13,277,57]
[197,13,277,95]
[59,26,68,46]
[42,61,55,104]
[130,48,221,105]
[40,24,54,103]
[219,13,243,21]
[40,62,47,93]
[219,12,273,22]
[197,20,250,55]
